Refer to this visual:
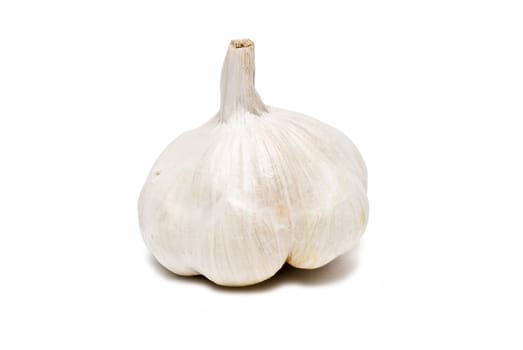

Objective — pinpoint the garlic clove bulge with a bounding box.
[139,39,368,286]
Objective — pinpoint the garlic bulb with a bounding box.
[139,39,368,286]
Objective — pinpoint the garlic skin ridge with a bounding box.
[139,39,368,286]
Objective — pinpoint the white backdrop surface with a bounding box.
[0,1,522,349]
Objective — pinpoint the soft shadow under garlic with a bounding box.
[147,243,361,293]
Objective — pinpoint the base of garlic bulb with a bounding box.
[139,39,368,286]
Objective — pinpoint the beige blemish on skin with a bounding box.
[288,249,319,268]
[306,250,319,266]
[277,204,288,218]
[360,209,367,227]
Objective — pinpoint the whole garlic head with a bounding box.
[139,39,368,286]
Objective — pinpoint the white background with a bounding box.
[1,0,522,349]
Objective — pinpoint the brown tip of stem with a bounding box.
[230,39,253,48]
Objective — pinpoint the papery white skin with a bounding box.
[139,39,368,286]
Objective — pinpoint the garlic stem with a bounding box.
[219,39,267,120]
